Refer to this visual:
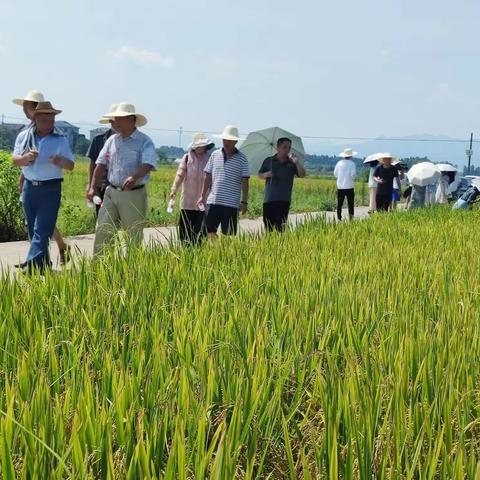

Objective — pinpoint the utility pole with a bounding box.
[1,114,4,125]
[466,133,474,175]
[178,126,183,148]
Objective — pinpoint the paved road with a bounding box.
[0,207,370,273]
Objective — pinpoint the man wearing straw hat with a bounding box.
[12,101,75,273]
[334,148,357,221]
[12,90,73,265]
[88,103,157,256]
[373,153,401,211]
[86,104,118,217]
[198,125,250,241]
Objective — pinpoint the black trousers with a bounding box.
[376,193,392,212]
[263,201,290,232]
[205,204,239,235]
[178,209,205,244]
[337,189,355,220]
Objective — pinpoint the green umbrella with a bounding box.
[240,127,306,175]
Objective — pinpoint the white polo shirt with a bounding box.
[334,159,356,189]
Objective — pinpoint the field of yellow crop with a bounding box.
[1,207,479,478]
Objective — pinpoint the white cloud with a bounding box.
[110,46,174,67]
[0,44,8,55]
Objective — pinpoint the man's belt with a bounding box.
[109,184,145,191]
[26,178,63,187]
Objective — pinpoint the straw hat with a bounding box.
[339,148,358,158]
[103,102,148,127]
[215,125,241,141]
[12,90,45,106]
[33,101,62,116]
[189,132,215,150]
[99,104,118,124]
[379,152,399,163]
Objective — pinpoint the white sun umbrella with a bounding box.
[364,153,384,164]
[436,163,457,172]
[470,178,480,189]
[240,127,306,175]
[407,162,441,187]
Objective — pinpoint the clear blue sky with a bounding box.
[1,0,478,149]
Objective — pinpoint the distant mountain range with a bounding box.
[303,134,476,168]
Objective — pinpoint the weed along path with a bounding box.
[0,207,370,272]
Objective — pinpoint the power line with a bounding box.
[1,113,478,145]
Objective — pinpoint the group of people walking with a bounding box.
[168,130,306,243]
[13,89,467,274]
[334,149,402,220]
[11,90,306,273]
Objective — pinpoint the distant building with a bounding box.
[0,120,81,151]
[89,127,109,141]
[0,123,26,149]
[55,121,80,150]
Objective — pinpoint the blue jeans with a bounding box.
[22,180,62,270]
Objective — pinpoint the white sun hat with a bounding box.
[12,90,45,106]
[215,125,241,141]
[99,104,118,124]
[189,132,215,150]
[339,148,358,158]
[379,152,399,164]
[103,102,148,127]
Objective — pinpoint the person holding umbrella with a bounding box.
[364,153,383,212]
[368,165,378,212]
[170,133,215,244]
[435,164,457,204]
[334,148,357,220]
[373,153,401,212]
[405,162,440,210]
[258,137,306,232]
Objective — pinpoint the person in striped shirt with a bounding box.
[198,125,250,241]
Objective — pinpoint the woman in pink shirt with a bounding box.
[169,133,214,244]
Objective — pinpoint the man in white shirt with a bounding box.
[334,148,357,220]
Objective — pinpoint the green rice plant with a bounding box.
[0,207,479,478]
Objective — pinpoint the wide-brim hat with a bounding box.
[189,132,215,150]
[99,104,118,124]
[379,152,399,163]
[103,102,148,127]
[339,148,358,158]
[214,125,241,141]
[12,90,45,106]
[33,101,62,116]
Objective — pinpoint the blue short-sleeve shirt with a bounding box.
[13,130,74,181]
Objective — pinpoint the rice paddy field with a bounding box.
[1,207,479,478]
[56,160,369,237]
